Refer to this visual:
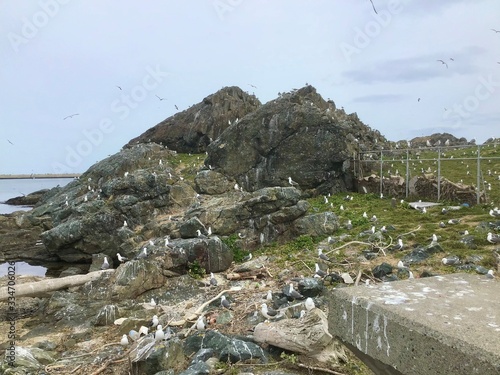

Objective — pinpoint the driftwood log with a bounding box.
[0,269,114,301]
[253,308,347,364]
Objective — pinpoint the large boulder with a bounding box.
[125,86,261,153]
[35,143,196,262]
[205,85,384,194]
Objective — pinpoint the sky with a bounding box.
[1,0,499,174]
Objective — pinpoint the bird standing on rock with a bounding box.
[288,176,298,186]
[304,297,315,311]
[117,253,128,263]
[136,248,148,259]
[210,272,218,287]
[155,325,165,341]
[288,283,305,300]
[261,303,278,319]
[314,263,327,278]
[101,257,110,270]
[150,315,159,328]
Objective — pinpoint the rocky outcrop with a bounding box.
[407,132,468,148]
[125,86,261,153]
[4,189,49,206]
[205,85,386,195]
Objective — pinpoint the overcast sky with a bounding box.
[1,0,499,174]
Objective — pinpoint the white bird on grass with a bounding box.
[318,248,330,261]
[487,232,500,244]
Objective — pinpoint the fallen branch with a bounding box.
[325,241,372,256]
[0,269,115,301]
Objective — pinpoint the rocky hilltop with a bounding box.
[125,86,261,153]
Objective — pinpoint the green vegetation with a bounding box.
[187,260,206,279]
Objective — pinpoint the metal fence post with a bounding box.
[437,148,441,201]
[477,145,481,205]
[380,150,383,195]
[405,149,409,198]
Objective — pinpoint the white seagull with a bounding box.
[120,334,129,346]
[318,248,330,261]
[487,232,500,244]
[304,297,315,311]
[261,303,278,319]
[155,325,165,341]
[137,248,148,259]
[196,316,206,330]
[101,257,110,270]
[221,295,232,309]
[117,253,128,263]
[149,314,159,328]
[210,272,218,287]
[288,176,298,186]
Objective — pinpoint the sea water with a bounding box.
[0,178,73,276]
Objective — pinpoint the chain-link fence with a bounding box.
[355,143,500,204]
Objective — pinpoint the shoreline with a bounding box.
[0,174,80,179]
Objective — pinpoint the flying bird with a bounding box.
[437,59,448,68]
[116,85,122,90]
[155,95,166,101]
[491,29,500,33]
[449,58,454,61]
[63,113,79,120]
[174,105,179,110]
[417,98,420,102]
[248,83,257,88]
[7,139,13,145]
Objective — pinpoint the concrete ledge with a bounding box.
[327,274,499,375]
